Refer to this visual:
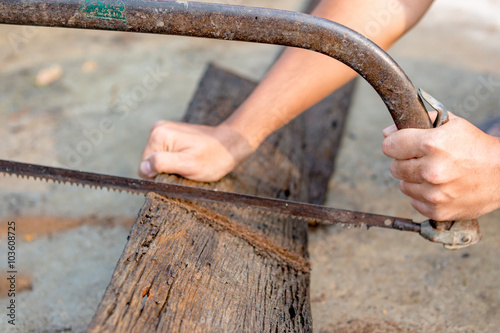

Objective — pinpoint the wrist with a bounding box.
[214,122,257,167]
[222,104,279,152]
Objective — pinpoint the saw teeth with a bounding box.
[306,217,322,226]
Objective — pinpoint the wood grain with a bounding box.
[88,64,354,332]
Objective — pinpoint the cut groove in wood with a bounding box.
[88,64,354,332]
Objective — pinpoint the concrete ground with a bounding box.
[0,0,499,332]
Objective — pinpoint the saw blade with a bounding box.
[0,159,421,232]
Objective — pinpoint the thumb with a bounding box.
[138,152,187,179]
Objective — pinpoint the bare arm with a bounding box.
[138,0,434,181]
[224,0,434,150]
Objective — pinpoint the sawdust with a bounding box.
[162,194,311,273]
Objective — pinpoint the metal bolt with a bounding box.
[461,235,471,244]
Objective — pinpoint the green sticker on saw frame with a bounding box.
[81,0,126,22]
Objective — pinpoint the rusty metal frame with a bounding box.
[0,0,482,248]
[0,0,431,129]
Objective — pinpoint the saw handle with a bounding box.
[402,89,482,249]
[419,220,482,250]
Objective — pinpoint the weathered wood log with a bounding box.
[87,64,354,332]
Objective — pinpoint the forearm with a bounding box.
[223,0,433,150]
[138,0,435,182]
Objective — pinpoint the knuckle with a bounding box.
[421,165,446,185]
[150,125,170,140]
[421,131,445,152]
[423,188,446,206]
[150,120,168,132]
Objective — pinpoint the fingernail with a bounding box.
[140,161,155,177]
[382,124,397,137]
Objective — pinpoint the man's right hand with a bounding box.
[382,113,500,221]
[138,121,254,182]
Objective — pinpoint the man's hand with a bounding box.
[382,113,500,221]
[138,121,253,182]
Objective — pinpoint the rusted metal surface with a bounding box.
[0,159,482,248]
[0,0,431,129]
[419,220,482,250]
[0,0,480,247]
[418,88,450,127]
[0,159,420,232]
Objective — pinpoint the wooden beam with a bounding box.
[88,64,354,332]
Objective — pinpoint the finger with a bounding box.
[381,111,458,138]
[399,181,439,219]
[399,181,427,203]
[399,181,450,210]
[381,110,447,138]
[409,198,454,222]
[140,126,173,162]
[138,152,189,179]
[138,159,155,179]
[447,111,458,120]
[382,128,429,159]
[390,159,424,183]
[150,120,169,132]
[409,198,436,220]
[382,124,397,138]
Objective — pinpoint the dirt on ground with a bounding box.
[0,0,499,332]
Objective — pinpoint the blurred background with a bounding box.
[0,0,499,332]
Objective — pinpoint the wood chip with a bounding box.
[82,60,98,73]
[35,64,63,86]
